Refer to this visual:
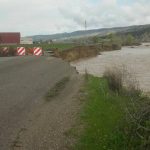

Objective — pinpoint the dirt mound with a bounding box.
[54,43,121,61]
[54,45,99,61]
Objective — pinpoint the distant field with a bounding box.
[0,43,75,51]
[44,43,75,51]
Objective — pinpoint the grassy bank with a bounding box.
[74,74,150,150]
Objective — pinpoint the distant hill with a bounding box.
[27,24,150,42]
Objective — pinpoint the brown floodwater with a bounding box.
[71,43,150,93]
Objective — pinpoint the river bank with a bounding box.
[54,43,121,61]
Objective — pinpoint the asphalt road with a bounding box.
[0,56,81,150]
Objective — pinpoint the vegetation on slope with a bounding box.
[91,33,140,47]
[29,24,150,42]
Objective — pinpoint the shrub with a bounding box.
[103,67,123,93]
[103,66,141,97]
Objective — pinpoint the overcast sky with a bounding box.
[0,0,150,36]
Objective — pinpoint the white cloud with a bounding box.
[0,0,150,36]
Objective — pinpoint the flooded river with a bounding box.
[71,43,150,93]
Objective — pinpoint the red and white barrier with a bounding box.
[2,47,9,53]
[33,47,43,56]
[17,47,26,56]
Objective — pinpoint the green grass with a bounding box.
[74,75,150,150]
[75,76,129,150]
[44,43,75,51]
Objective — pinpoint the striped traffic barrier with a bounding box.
[2,47,9,53]
[33,47,43,56]
[17,47,26,56]
[2,47,9,56]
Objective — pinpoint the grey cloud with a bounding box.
[0,0,150,36]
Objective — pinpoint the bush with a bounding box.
[103,67,123,93]
[103,66,141,97]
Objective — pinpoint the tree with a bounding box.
[92,36,99,44]
[108,33,122,45]
[126,34,135,45]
